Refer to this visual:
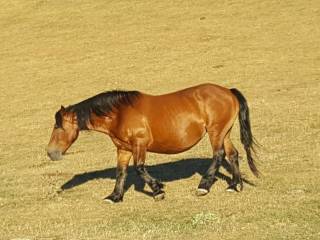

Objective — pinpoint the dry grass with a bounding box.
[1,0,319,239]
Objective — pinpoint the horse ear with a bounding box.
[60,105,66,112]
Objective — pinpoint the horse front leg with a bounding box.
[133,143,165,201]
[104,149,132,203]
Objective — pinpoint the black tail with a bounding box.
[230,88,260,177]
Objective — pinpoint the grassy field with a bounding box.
[1,0,319,239]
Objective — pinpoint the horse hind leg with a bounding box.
[224,132,243,192]
[196,131,225,196]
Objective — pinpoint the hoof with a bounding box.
[196,188,209,196]
[226,186,238,192]
[226,188,236,193]
[103,198,116,204]
[153,191,165,201]
[103,194,123,203]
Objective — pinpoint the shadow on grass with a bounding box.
[60,158,255,197]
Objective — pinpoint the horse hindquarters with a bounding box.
[197,87,239,195]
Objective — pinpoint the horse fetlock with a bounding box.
[153,190,165,201]
[155,180,164,189]
[198,175,215,192]
[149,179,164,191]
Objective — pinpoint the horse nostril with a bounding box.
[47,151,63,161]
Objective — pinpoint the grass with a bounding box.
[1,0,320,239]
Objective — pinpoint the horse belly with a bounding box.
[147,118,206,154]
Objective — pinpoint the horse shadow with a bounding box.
[60,158,254,196]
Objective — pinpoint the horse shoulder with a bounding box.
[110,107,152,150]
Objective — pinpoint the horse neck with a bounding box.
[86,113,114,135]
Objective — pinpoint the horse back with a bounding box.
[139,83,238,127]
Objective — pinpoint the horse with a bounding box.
[47,83,259,203]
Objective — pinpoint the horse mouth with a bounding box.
[47,150,63,161]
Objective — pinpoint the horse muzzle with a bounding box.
[47,150,63,161]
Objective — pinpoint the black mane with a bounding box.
[56,90,141,130]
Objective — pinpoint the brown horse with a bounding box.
[47,83,259,203]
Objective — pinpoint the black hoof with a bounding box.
[103,194,123,203]
[153,190,165,201]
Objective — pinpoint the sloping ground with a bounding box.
[0,0,319,239]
